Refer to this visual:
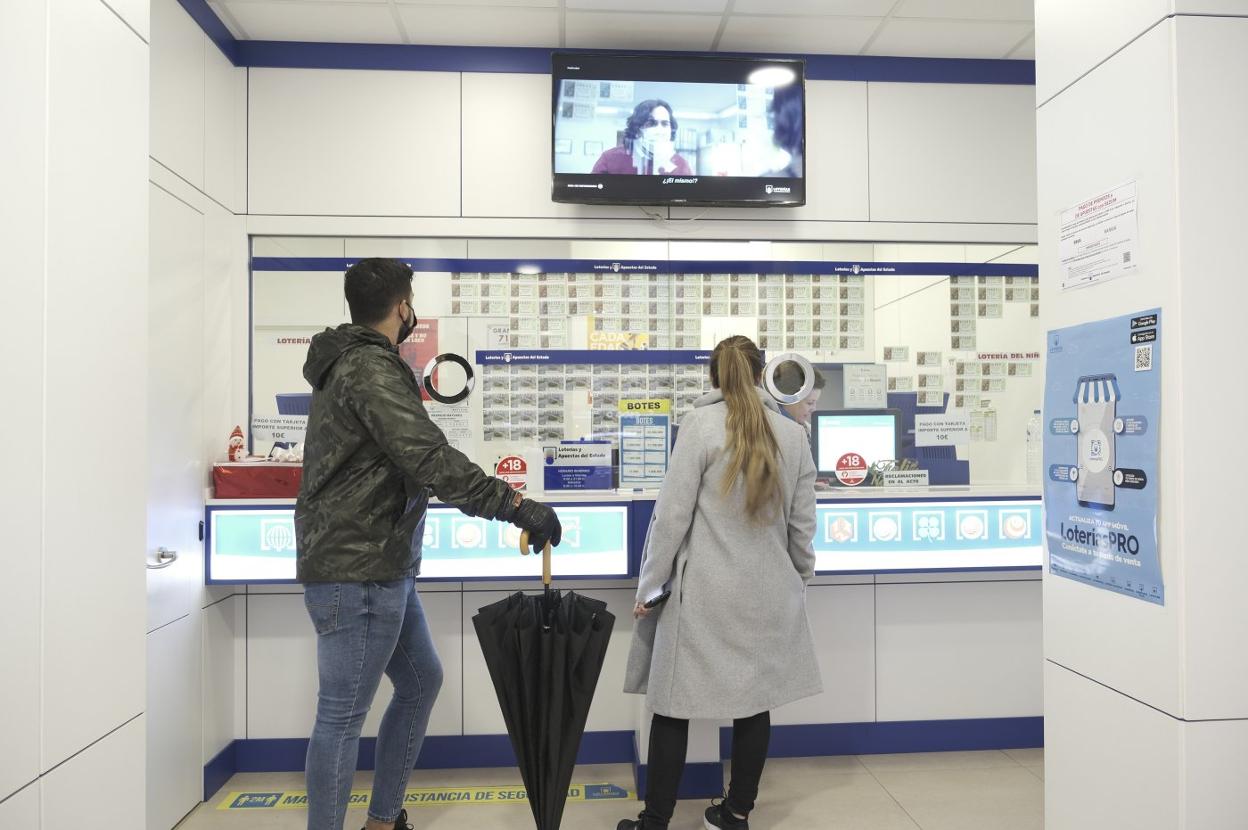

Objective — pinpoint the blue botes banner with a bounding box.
[1043,309,1163,604]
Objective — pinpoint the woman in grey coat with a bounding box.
[617,336,821,830]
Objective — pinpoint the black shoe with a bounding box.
[704,798,749,830]
[617,821,642,830]
[362,810,413,830]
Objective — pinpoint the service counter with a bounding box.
[201,487,1042,800]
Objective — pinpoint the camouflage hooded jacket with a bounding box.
[294,324,514,582]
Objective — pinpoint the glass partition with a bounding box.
[250,237,1041,487]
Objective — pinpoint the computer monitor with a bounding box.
[811,409,902,487]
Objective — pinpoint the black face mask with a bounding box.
[396,301,417,345]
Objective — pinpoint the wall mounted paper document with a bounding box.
[1059,181,1139,291]
[915,413,971,447]
[843,364,887,408]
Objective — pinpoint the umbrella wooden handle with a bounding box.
[519,530,553,587]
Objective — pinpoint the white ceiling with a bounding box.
[206,0,1035,60]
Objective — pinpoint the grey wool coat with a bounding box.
[623,388,822,720]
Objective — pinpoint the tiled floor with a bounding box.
[179,750,1044,830]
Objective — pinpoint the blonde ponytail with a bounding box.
[710,336,781,523]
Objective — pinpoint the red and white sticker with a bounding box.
[835,452,868,487]
[495,456,527,490]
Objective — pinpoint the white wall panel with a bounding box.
[670,81,870,221]
[773,585,875,725]
[868,82,1037,224]
[461,73,640,220]
[247,591,463,739]
[1173,16,1248,721]
[876,581,1042,721]
[0,0,46,802]
[1175,0,1248,10]
[1044,661,1182,830]
[253,271,346,327]
[146,614,202,830]
[150,0,206,189]
[461,591,510,735]
[249,68,461,217]
[147,184,206,632]
[1034,0,1169,105]
[101,0,151,42]
[1036,21,1186,717]
[204,43,246,212]
[203,596,242,764]
[203,205,247,503]
[1184,718,1248,829]
[573,589,635,733]
[43,0,148,770]
[42,716,145,829]
[0,783,39,826]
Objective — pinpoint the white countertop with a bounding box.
[206,484,1039,508]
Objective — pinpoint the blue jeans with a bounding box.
[303,578,443,829]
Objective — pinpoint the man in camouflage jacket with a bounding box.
[294,258,561,830]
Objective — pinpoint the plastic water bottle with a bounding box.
[1025,409,1043,486]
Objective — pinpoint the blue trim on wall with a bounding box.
[175,0,238,63]
[203,741,237,801]
[237,40,554,75]
[737,717,1044,759]
[205,719,1044,801]
[251,256,1039,278]
[174,0,1035,85]
[628,500,656,577]
[231,730,635,775]
[234,41,1034,84]
[634,761,725,802]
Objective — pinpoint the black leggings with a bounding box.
[640,711,771,827]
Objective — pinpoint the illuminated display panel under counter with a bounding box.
[205,502,630,584]
[813,498,1042,573]
[204,494,1040,584]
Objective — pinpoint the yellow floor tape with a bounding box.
[218,783,634,811]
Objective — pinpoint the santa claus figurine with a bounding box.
[228,426,246,462]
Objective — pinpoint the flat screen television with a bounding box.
[551,52,806,207]
[812,409,902,487]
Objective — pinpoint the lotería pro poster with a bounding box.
[1043,309,1163,604]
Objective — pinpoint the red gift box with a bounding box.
[213,462,303,499]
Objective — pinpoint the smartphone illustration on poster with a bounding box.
[1074,374,1119,510]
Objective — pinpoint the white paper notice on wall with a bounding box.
[427,403,472,454]
[914,413,971,447]
[251,416,308,446]
[701,316,757,350]
[1059,181,1139,291]
[486,324,510,350]
[843,364,887,409]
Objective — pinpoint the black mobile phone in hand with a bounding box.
[643,591,671,609]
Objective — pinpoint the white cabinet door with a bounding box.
[147,184,206,633]
[146,183,207,830]
[146,614,203,830]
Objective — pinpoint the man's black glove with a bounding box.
[512,498,562,552]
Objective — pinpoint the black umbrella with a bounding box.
[472,531,616,830]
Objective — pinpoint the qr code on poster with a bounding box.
[1134,344,1153,372]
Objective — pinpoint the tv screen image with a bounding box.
[812,410,902,487]
[552,53,805,207]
